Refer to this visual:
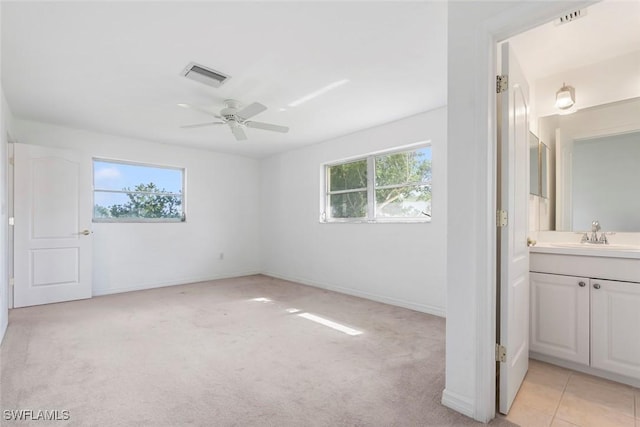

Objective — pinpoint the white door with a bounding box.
[498,42,530,414]
[14,143,92,307]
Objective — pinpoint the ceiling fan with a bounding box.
[180,99,289,141]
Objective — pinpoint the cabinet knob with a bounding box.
[593,283,601,290]
[578,281,586,287]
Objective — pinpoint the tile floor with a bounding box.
[504,359,640,427]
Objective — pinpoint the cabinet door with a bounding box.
[591,279,640,379]
[530,272,590,364]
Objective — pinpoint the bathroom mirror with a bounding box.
[529,132,540,196]
[529,132,549,199]
[539,142,549,199]
[542,98,640,232]
[567,131,640,232]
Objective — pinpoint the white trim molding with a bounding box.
[441,389,475,419]
[263,272,446,318]
[92,271,262,297]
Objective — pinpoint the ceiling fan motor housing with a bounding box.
[221,100,242,122]
[221,109,238,122]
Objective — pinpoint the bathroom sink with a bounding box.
[531,242,640,261]
[546,242,640,251]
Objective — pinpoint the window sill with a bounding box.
[320,218,431,224]
[92,218,185,224]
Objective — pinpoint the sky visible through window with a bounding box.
[94,160,182,207]
[417,147,431,162]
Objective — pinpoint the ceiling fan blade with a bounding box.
[178,103,222,118]
[181,122,225,129]
[245,121,289,133]
[236,102,267,120]
[231,125,247,141]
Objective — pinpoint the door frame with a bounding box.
[454,1,596,422]
[7,141,14,309]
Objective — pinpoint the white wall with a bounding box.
[445,1,588,422]
[260,108,447,316]
[12,119,261,296]
[535,51,640,119]
[445,2,508,417]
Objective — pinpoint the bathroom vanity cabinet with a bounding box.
[529,246,640,385]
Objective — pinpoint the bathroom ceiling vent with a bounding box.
[555,9,587,26]
[182,62,230,88]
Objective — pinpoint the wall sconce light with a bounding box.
[555,83,575,110]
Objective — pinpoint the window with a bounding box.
[93,159,185,222]
[327,158,368,219]
[323,145,432,222]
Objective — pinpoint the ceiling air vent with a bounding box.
[555,9,587,26]
[182,62,230,88]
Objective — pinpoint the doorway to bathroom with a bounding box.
[497,0,640,416]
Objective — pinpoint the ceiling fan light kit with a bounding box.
[180,99,289,141]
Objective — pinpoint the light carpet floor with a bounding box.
[1,275,515,426]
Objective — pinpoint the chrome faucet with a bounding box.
[591,220,600,242]
[582,220,608,244]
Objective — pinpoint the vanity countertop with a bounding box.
[530,242,640,259]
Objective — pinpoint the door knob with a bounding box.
[578,281,586,287]
[593,283,601,290]
[80,229,90,236]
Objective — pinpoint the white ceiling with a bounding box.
[508,0,640,87]
[1,1,447,158]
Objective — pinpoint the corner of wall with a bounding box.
[258,108,448,315]
[0,85,14,344]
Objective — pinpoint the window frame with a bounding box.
[92,158,186,223]
[325,157,369,220]
[321,142,432,224]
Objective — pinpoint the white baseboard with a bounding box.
[441,389,475,419]
[68,269,448,321]
[262,271,446,318]
[0,319,7,346]
[88,269,447,320]
[91,270,262,297]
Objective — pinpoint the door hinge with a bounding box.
[496,75,508,93]
[497,210,508,227]
[8,156,14,166]
[495,344,507,363]
[9,277,15,287]
[8,217,14,226]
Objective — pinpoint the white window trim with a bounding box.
[92,158,186,223]
[320,142,432,224]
